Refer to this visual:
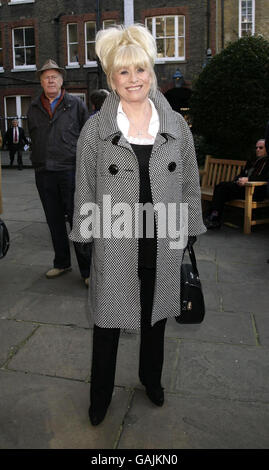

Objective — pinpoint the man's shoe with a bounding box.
[205,215,221,230]
[46,267,72,279]
[88,404,109,426]
[145,385,164,407]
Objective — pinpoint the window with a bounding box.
[85,21,96,65]
[83,20,116,66]
[146,16,185,61]
[4,95,31,135]
[103,20,116,29]
[69,92,86,103]
[67,24,79,66]
[12,27,36,69]
[0,32,3,71]
[239,0,255,37]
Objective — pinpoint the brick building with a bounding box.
[215,0,269,52]
[0,0,268,136]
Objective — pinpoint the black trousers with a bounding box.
[35,170,91,278]
[9,145,22,167]
[90,268,167,410]
[211,181,265,218]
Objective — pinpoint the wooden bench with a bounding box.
[200,155,269,234]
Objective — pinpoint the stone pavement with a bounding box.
[0,166,269,450]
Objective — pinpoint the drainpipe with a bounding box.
[207,0,210,50]
[124,0,134,26]
[54,12,65,65]
[96,0,103,88]
[221,0,225,49]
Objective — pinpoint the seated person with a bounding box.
[205,139,269,229]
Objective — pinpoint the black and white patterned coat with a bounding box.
[70,90,206,329]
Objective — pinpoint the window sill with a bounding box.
[65,64,80,69]
[11,66,37,72]
[83,62,98,68]
[155,58,186,64]
[8,1,35,4]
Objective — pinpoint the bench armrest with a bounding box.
[245,181,267,187]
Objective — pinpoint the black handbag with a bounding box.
[0,218,10,259]
[175,240,205,324]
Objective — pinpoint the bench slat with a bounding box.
[200,155,269,234]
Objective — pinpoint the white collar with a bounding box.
[117,99,159,145]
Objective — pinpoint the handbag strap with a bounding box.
[183,236,199,276]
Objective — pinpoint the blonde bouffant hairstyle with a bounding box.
[95,24,157,94]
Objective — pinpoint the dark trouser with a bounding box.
[9,146,22,167]
[210,181,266,219]
[35,169,91,279]
[90,268,167,410]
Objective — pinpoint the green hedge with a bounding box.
[190,36,269,162]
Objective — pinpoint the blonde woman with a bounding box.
[70,24,205,425]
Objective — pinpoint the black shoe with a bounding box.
[205,215,221,230]
[145,385,164,407]
[88,404,109,426]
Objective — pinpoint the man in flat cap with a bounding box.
[27,59,91,284]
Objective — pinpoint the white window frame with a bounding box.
[84,21,97,67]
[239,0,255,37]
[8,1,35,4]
[83,20,116,68]
[4,95,31,132]
[66,23,79,68]
[0,30,3,72]
[146,15,186,62]
[12,26,36,71]
[103,19,116,29]
[69,92,86,103]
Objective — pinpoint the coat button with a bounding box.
[168,162,177,172]
[109,164,119,175]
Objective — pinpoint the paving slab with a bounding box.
[165,311,256,346]
[0,370,131,449]
[0,263,44,296]
[0,319,37,367]
[6,292,89,328]
[253,314,269,347]
[7,324,92,381]
[119,392,269,449]
[114,333,182,392]
[217,259,269,282]
[195,260,217,281]
[25,269,89,299]
[199,280,222,311]
[220,280,269,314]
[176,341,269,401]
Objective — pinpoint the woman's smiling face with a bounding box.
[112,64,152,105]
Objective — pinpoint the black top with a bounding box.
[131,144,157,269]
